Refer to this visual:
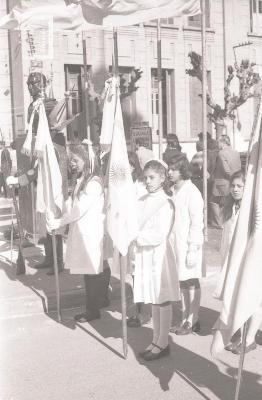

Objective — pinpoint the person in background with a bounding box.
[0,142,12,198]
[168,154,204,335]
[135,138,154,170]
[209,135,241,228]
[214,171,262,354]
[127,151,147,328]
[162,133,183,165]
[47,144,105,322]
[132,159,179,361]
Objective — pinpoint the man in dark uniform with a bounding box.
[7,72,68,274]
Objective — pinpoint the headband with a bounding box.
[144,158,168,170]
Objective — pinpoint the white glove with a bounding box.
[6,175,19,187]
[186,250,197,268]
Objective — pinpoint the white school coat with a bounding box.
[133,190,180,305]
[61,176,105,275]
[171,180,204,281]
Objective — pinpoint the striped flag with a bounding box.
[0,0,201,30]
[211,96,262,355]
[101,77,138,256]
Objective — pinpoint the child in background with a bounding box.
[132,159,179,361]
[214,170,262,354]
[47,144,105,322]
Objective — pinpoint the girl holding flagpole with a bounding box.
[47,143,105,322]
[214,170,262,354]
[132,159,179,361]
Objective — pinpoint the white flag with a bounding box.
[104,78,138,256]
[0,0,201,30]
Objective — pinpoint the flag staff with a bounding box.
[157,19,163,159]
[234,322,248,400]
[201,0,208,241]
[112,27,128,359]
[82,32,91,140]
[51,231,62,323]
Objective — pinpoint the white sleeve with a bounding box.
[59,180,103,227]
[187,188,204,247]
[137,202,174,246]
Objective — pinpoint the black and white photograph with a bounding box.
[0,1,262,399]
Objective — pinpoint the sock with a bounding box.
[153,303,172,352]
[187,288,201,326]
[180,289,190,325]
[145,305,160,351]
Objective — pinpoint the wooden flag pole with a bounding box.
[51,230,62,323]
[234,322,248,400]
[11,186,26,275]
[113,27,128,359]
[157,19,163,159]
[82,32,91,140]
[201,0,208,241]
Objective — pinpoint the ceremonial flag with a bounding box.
[25,99,63,220]
[102,77,138,256]
[211,97,262,356]
[0,0,201,30]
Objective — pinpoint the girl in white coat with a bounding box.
[133,160,180,361]
[47,144,105,322]
[215,171,262,354]
[168,154,204,335]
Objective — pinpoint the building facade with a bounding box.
[1,0,262,157]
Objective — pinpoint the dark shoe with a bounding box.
[127,316,142,328]
[142,345,170,361]
[192,320,200,333]
[74,309,101,323]
[232,342,257,355]
[225,342,235,351]
[138,343,157,358]
[34,262,51,269]
[46,267,64,275]
[175,321,192,335]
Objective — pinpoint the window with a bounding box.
[151,69,175,137]
[251,0,262,33]
[64,64,91,141]
[189,71,212,138]
[187,0,210,28]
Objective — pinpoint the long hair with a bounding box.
[69,144,102,199]
[168,154,191,180]
[128,151,143,182]
[222,170,245,222]
[143,159,172,196]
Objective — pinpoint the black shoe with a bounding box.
[232,342,257,355]
[127,316,142,328]
[142,345,170,361]
[192,320,200,333]
[175,321,193,335]
[34,262,51,269]
[74,309,101,323]
[138,343,157,358]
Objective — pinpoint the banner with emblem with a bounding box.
[102,77,138,257]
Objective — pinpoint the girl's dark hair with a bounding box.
[168,155,191,180]
[70,144,102,199]
[128,151,143,182]
[143,160,172,196]
[222,170,245,222]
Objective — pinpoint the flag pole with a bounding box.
[51,230,62,323]
[201,0,208,241]
[157,19,163,159]
[234,322,248,400]
[82,32,91,140]
[113,27,128,359]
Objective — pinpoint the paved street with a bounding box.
[0,197,262,400]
